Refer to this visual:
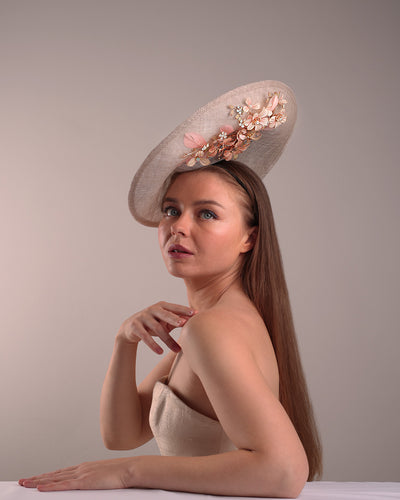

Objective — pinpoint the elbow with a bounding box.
[102,436,122,450]
[101,433,136,451]
[275,454,309,499]
[101,428,119,450]
[103,441,121,451]
[279,474,307,499]
[255,450,309,499]
[101,428,150,451]
[103,437,138,451]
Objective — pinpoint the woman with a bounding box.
[19,81,322,497]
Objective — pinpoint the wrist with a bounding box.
[114,333,139,350]
[125,455,147,489]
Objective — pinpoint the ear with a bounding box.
[240,226,258,254]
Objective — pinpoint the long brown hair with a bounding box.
[180,160,323,480]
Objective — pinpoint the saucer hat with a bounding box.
[128,80,297,227]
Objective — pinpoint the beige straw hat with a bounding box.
[128,80,297,227]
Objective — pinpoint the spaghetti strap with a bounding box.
[166,350,183,385]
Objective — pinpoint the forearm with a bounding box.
[100,337,142,449]
[130,450,305,498]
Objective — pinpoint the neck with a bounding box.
[184,271,243,312]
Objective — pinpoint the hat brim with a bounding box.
[128,80,297,227]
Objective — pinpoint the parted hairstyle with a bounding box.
[163,159,323,480]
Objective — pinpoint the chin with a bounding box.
[167,269,186,278]
[164,263,197,280]
[164,262,188,278]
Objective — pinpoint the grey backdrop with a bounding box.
[1,0,399,482]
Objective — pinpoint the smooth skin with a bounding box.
[19,171,309,497]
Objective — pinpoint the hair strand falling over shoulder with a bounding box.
[199,160,323,481]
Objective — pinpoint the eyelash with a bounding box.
[199,209,217,220]
[162,206,179,217]
[162,206,218,220]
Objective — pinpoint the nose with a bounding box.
[170,212,191,236]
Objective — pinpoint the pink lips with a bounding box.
[168,243,193,258]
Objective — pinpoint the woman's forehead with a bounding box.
[165,170,239,201]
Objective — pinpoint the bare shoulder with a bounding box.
[180,301,279,398]
[180,304,258,369]
[180,305,251,351]
[181,293,273,348]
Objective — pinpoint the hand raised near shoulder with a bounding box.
[116,301,196,355]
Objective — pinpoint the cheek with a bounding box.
[206,224,244,252]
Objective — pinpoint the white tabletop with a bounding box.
[1,481,399,499]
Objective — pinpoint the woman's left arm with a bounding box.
[19,311,308,497]
[131,311,309,498]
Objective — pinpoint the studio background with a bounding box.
[1,0,399,482]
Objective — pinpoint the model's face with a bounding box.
[158,170,254,281]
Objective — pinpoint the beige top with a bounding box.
[149,353,236,456]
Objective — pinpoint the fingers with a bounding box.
[160,334,181,353]
[159,301,196,317]
[38,480,79,492]
[119,302,197,354]
[138,326,165,355]
[143,315,181,353]
[20,465,77,481]
[148,302,195,329]
[19,468,78,489]
[21,478,79,492]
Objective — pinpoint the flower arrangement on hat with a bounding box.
[182,92,287,167]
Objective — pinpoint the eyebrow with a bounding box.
[163,197,225,209]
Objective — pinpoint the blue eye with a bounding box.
[199,209,217,220]
[163,206,179,217]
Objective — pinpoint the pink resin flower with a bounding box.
[244,108,270,131]
[266,93,279,113]
[237,128,248,141]
[243,98,260,112]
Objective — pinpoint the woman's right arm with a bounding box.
[100,302,195,450]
